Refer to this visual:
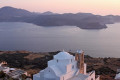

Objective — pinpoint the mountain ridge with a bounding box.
[0,6,120,29]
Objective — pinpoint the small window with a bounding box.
[49,70,50,72]
[57,60,58,63]
[71,59,72,62]
[72,65,74,69]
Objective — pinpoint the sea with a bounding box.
[0,22,120,58]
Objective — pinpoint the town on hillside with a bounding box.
[0,50,120,80]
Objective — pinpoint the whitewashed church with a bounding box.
[33,50,100,80]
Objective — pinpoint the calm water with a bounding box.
[0,22,120,57]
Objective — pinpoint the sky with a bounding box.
[0,0,120,15]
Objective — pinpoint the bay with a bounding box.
[0,22,120,57]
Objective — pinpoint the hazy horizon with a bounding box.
[0,0,120,15]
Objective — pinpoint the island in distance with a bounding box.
[0,6,120,29]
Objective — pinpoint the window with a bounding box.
[71,59,72,62]
[91,78,93,80]
[57,60,58,63]
[49,70,50,72]
[72,65,74,69]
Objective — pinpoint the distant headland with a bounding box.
[0,6,120,29]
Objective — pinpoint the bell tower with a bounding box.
[75,50,84,74]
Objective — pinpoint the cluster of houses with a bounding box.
[1,50,120,80]
[0,61,31,80]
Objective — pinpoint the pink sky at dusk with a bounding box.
[0,0,120,15]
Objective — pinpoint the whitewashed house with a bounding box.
[115,69,120,80]
[0,61,28,79]
[8,69,28,79]
[0,61,10,73]
[33,50,100,80]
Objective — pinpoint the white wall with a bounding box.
[3,67,10,73]
[88,71,96,80]
[84,63,87,75]
[33,74,41,80]
[66,64,72,73]
[95,75,100,80]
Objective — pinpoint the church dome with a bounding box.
[54,51,73,60]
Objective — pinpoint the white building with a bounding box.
[115,69,120,80]
[33,50,100,80]
[0,61,28,79]
[0,61,10,73]
[8,69,28,79]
